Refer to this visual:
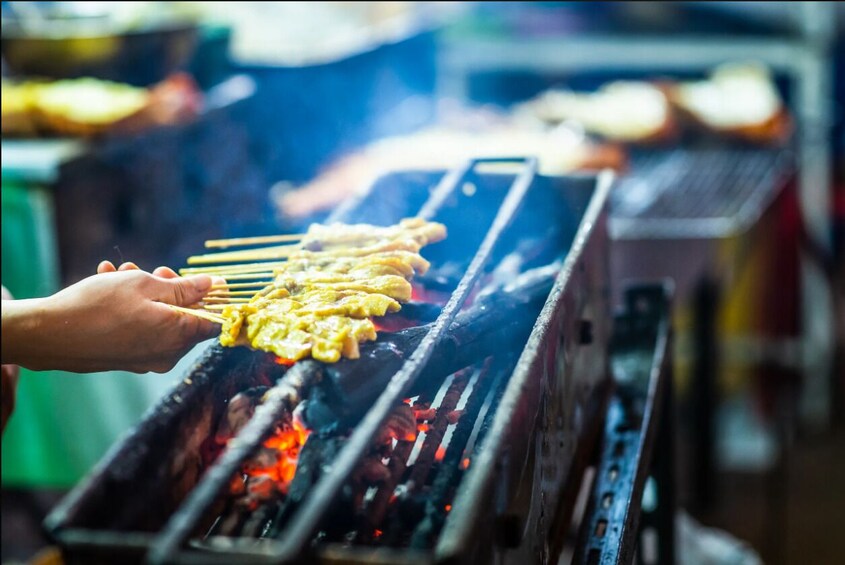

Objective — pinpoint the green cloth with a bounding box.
[1,179,184,487]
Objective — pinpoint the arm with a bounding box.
[1,270,217,374]
[1,286,19,435]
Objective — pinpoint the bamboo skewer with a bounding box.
[187,244,300,265]
[204,233,304,249]
[180,261,289,275]
[206,273,275,281]
[203,297,251,303]
[207,290,262,297]
[211,282,271,290]
[168,304,225,324]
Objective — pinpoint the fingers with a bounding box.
[98,261,141,274]
[157,275,214,306]
[152,266,180,279]
[97,261,117,274]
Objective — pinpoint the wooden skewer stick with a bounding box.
[180,261,288,275]
[207,290,260,297]
[187,244,300,265]
[167,304,225,324]
[205,273,275,281]
[204,233,304,249]
[210,281,271,290]
[204,304,232,311]
[203,297,251,303]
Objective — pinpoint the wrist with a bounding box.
[1,297,51,367]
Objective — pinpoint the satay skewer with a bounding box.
[206,290,263,297]
[180,262,288,275]
[203,297,251,304]
[204,233,304,249]
[187,244,299,265]
[207,273,275,281]
[167,305,225,324]
[211,282,271,290]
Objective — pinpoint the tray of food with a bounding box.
[1,72,202,139]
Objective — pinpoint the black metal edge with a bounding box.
[150,157,538,564]
[434,170,616,562]
[572,282,674,565]
[44,341,235,538]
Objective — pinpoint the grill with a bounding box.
[610,147,794,239]
[45,160,623,564]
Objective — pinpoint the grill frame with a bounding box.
[44,166,615,565]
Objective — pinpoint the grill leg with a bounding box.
[690,277,718,515]
[637,342,677,565]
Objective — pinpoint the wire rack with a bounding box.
[610,147,795,240]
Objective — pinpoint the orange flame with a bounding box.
[275,357,296,366]
[245,419,310,492]
[374,529,383,538]
[435,446,446,462]
[445,504,452,512]
[417,423,430,433]
[405,432,417,442]
[461,458,471,470]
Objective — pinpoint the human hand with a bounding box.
[1,286,19,435]
[97,260,180,279]
[1,270,219,374]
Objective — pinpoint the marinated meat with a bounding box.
[218,219,445,363]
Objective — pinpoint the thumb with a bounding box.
[163,275,213,306]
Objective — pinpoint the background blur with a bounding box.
[1,2,843,563]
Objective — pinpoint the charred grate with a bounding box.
[610,148,794,239]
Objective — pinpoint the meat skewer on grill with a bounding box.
[170,218,447,364]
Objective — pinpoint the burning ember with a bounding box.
[410,284,451,305]
[242,419,310,496]
[275,356,296,366]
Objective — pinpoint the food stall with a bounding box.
[1,3,842,564]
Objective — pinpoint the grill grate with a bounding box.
[610,148,794,239]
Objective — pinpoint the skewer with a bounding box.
[167,305,225,324]
[206,290,262,297]
[204,304,235,311]
[204,233,304,249]
[206,273,275,281]
[187,244,300,265]
[203,297,251,303]
[211,282,271,290]
[180,262,288,275]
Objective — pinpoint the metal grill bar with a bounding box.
[149,157,538,564]
[267,157,538,562]
[435,169,615,561]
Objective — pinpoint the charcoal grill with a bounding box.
[45,160,621,564]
